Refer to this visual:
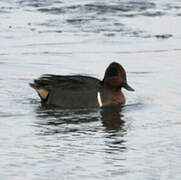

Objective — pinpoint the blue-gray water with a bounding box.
[1,0,181,179]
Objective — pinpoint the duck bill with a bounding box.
[122,82,135,91]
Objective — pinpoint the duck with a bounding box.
[30,62,134,108]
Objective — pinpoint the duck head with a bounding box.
[102,62,134,92]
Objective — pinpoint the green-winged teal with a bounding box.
[30,62,134,108]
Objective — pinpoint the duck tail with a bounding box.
[29,83,49,102]
[29,83,36,89]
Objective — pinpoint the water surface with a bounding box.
[1,0,181,179]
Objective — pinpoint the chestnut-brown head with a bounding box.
[102,62,134,91]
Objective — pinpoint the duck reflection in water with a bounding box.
[35,105,127,153]
[35,104,126,134]
[100,106,125,133]
[35,106,98,133]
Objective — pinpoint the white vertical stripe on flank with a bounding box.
[97,91,103,107]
